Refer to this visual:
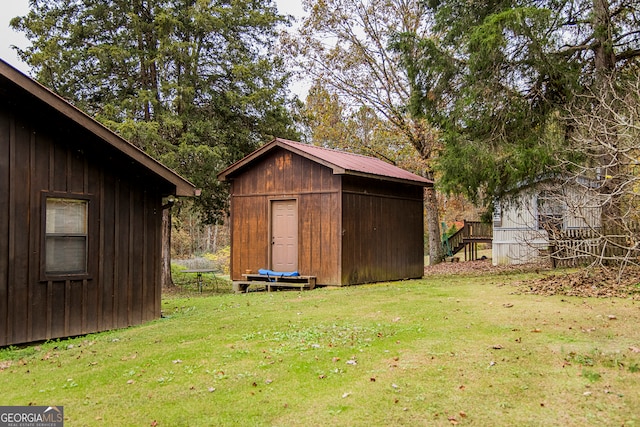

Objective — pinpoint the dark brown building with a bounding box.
[218,138,432,286]
[0,59,198,346]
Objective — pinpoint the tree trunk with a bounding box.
[213,224,219,253]
[425,186,444,265]
[592,0,620,224]
[412,120,444,265]
[161,205,174,289]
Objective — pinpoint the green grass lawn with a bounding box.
[2,271,640,426]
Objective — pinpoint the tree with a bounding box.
[302,82,351,147]
[302,81,418,166]
[398,0,640,210]
[12,0,301,284]
[396,0,640,273]
[554,71,640,274]
[288,0,445,264]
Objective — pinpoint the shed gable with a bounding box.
[219,138,432,188]
[230,147,340,196]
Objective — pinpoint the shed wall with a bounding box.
[1,100,165,346]
[228,148,342,285]
[341,176,424,284]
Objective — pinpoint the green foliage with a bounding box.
[445,223,458,238]
[302,81,422,169]
[396,0,640,208]
[11,0,301,223]
[203,246,231,275]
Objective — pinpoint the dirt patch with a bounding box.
[424,259,640,299]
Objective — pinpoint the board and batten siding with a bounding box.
[0,104,165,346]
[228,148,342,285]
[221,138,429,287]
[341,176,424,285]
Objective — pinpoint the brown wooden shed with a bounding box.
[217,138,432,287]
[0,59,198,346]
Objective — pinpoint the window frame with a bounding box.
[537,190,565,232]
[40,192,95,281]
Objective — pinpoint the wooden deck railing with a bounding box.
[443,220,493,257]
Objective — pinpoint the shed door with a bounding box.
[271,200,298,272]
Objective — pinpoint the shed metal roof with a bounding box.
[218,138,433,186]
[0,58,198,197]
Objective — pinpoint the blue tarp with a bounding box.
[258,269,300,277]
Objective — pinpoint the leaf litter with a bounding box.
[515,267,640,299]
[426,260,640,299]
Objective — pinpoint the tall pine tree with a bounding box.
[12,0,301,285]
[12,0,300,224]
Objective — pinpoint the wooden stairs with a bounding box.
[442,220,493,260]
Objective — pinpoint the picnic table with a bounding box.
[182,269,220,293]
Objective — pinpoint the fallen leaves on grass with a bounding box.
[426,260,640,300]
[424,259,545,276]
[515,267,640,299]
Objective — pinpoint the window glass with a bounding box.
[537,191,564,232]
[45,198,88,274]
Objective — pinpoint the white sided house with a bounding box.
[492,177,601,266]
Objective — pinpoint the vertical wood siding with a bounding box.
[341,177,424,285]
[0,105,11,343]
[1,101,165,346]
[229,148,341,285]
[227,149,425,286]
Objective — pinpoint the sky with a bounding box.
[0,0,308,94]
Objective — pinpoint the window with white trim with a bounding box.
[45,197,88,275]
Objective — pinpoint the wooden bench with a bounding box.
[233,274,316,293]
